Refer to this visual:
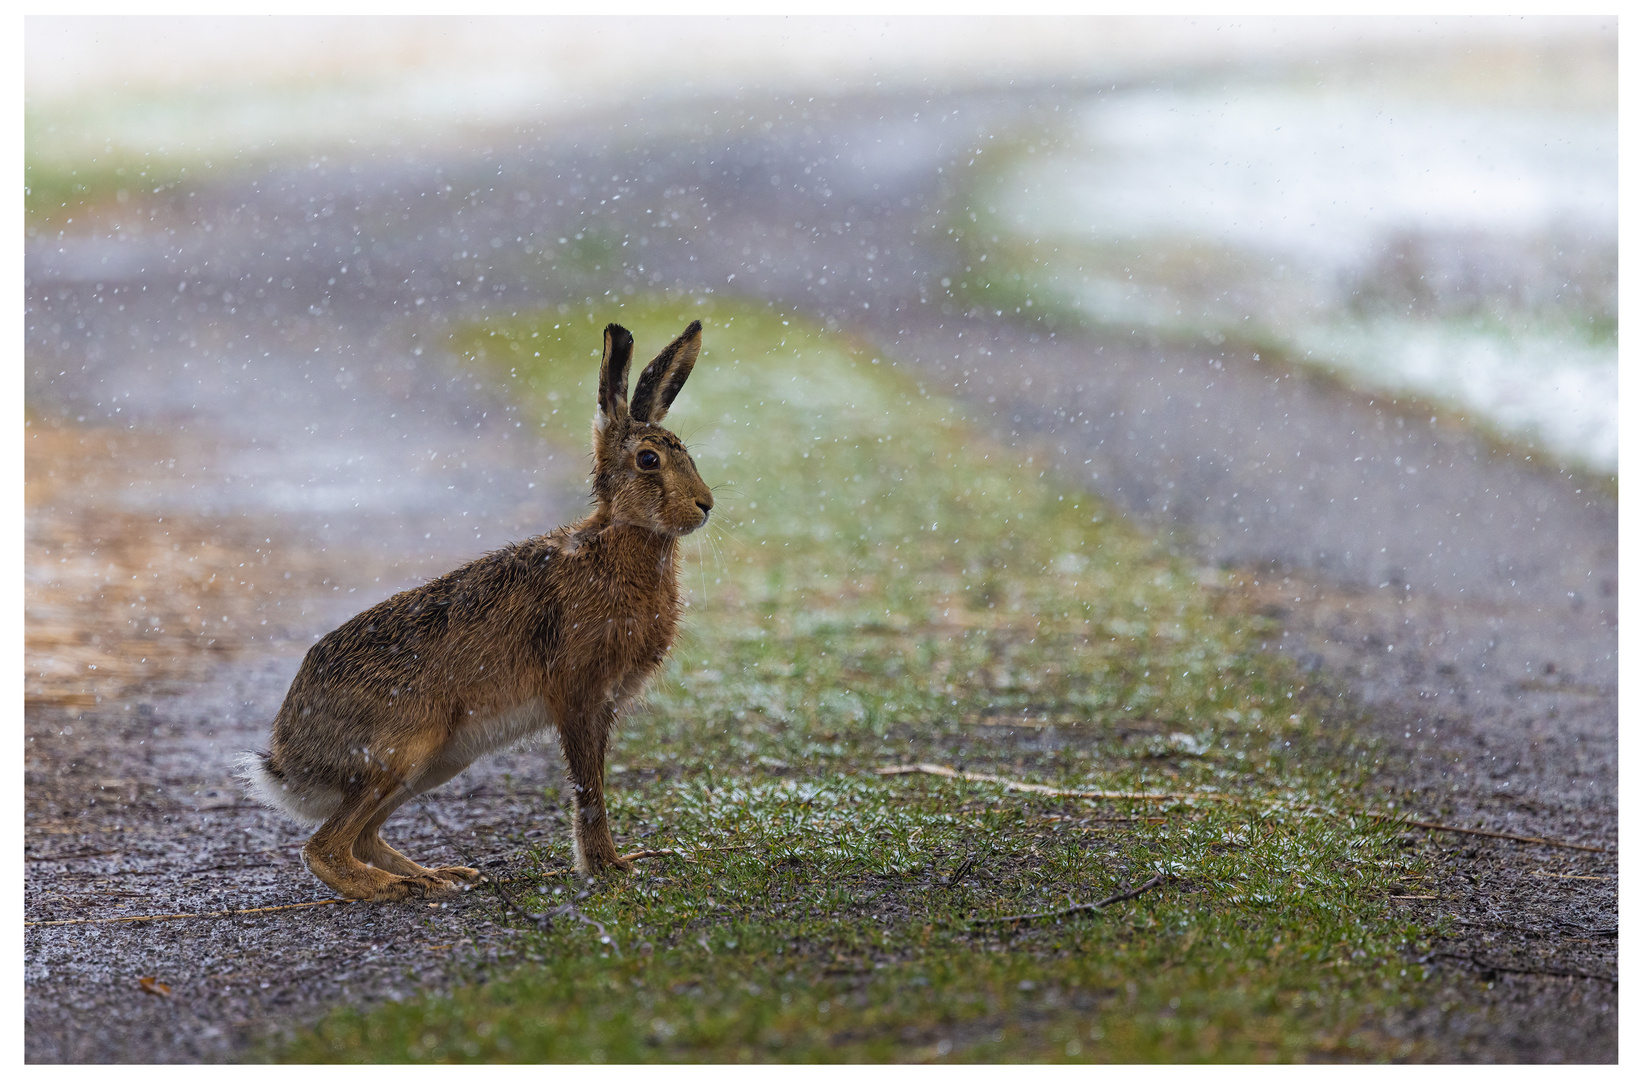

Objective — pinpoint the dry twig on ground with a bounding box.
[971,873,1168,927]
[877,763,1615,854]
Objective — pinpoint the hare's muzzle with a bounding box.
[674,499,711,534]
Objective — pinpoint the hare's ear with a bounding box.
[629,320,702,424]
[596,323,634,432]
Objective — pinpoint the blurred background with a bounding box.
[27,14,1618,471]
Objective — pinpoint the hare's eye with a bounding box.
[637,449,661,470]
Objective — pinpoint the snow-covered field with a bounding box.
[993,66,1617,471]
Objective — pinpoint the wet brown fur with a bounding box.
[242,321,713,900]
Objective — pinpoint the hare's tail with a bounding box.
[235,749,341,824]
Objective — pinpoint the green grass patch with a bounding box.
[272,297,1430,1063]
[25,105,186,226]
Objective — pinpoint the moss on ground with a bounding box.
[271,297,1430,1063]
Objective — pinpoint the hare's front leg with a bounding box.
[561,702,630,875]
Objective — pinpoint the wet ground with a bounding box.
[24,88,1615,1062]
[23,299,592,1061]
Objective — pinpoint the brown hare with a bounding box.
[239,321,713,900]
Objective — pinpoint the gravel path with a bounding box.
[25,88,1615,1062]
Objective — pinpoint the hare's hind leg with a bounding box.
[355,831,482,885]
[353,790,484,887]
[304,777,471,901]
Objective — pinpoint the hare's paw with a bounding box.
[431,865,485,886]
[586,852,634,876]
[404,871,469,896]
[367,870,468,901]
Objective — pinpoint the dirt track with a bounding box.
[24,88,1615,1061]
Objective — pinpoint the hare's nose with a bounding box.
[695,500,712,519]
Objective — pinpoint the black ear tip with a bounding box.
[605,323,633,345]
[686,319,702,335]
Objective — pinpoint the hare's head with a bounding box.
[591,321,714,536]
